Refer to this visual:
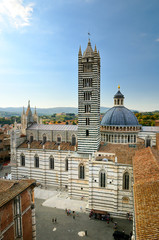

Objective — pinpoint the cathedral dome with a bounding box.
[101,106,139,126]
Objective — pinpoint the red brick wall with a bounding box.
[0,201,13,232]
[22,208,33,240]
[0,187,33,240]
[156,133,159,150]
[21,188,33,240]
[21,189,31,212]
[3,225,14,240]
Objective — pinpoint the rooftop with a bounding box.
[98,142,145,165]
[27,123,78,131]
[0,179,36,208]
[18,140,77,151]
[101,106,139,127]
[141,126,159,132]
[133,147,159,240]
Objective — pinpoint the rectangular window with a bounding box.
[65,159,68,171]
[85,105,91,113]
[83,78,92,87]
[35,157,39,168]
[21,155,25,166]
[14,196,22,238]
[84,92,92,101]
[50,158,54,169]
[86,118,90,125]
[86,130,89,136]
[57,137,61,143]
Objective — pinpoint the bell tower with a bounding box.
[78,39,101,153]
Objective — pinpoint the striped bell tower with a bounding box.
[78,39,101,153]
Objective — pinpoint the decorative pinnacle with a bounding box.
[78,45,82,56]
[23,106,25,114]
[118,85,120,90]
[28,100,30,107]
[34,106,37,114]
[94,44,97,54]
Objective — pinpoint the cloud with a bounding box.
[0,0,34,29]
[155,38,159,42]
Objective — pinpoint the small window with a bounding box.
[86,130,89,136]
[123,172,129,190]
[43,135,47,144]
[79,164,85,179]
[65,159,68,171]
[72,135,76,146]
[57,135,61,143]
[35,155,39,168]
[99,171,106,187]
[21,154,25,166]
[146,138,151,147]
[84,92,92,101]
[30,135,33,143]
[86,118,90,125]
[85,105,91,113]
[50,157,54,169]
[14,196,22,238]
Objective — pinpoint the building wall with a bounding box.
[0,188,35,240]
[26,129,77,143]
[138,131,156,146]
[88,158,133,217]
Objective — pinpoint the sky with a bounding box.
[0,0,159,112]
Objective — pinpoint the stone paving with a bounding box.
[35,188,133,240]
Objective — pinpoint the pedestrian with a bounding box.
[114,222,117,230]
[73,211,75,220]
[52,218,54,223]
[55,218,57,223]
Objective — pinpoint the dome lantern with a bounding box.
[114,85,124,106]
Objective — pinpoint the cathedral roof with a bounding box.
[18,140,77,151]
[27,123,78,131]
[83,39,94,58]
[101,106,139,126]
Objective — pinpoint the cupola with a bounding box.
[114,85,124,106]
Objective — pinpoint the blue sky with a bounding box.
[0,0,159,111]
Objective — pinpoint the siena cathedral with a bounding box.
[11,40,159,218]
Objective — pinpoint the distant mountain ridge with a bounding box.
[0,106,139,117]
[0,107,109,116]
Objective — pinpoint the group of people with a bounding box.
[65,208,78,219]
[89,209,113,223]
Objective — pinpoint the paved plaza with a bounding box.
[35,188,133,240]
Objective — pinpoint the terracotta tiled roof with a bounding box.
[133,147,159,240]
[18,140,77,151]
[0,179,36,208]
[98,142,145,165]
